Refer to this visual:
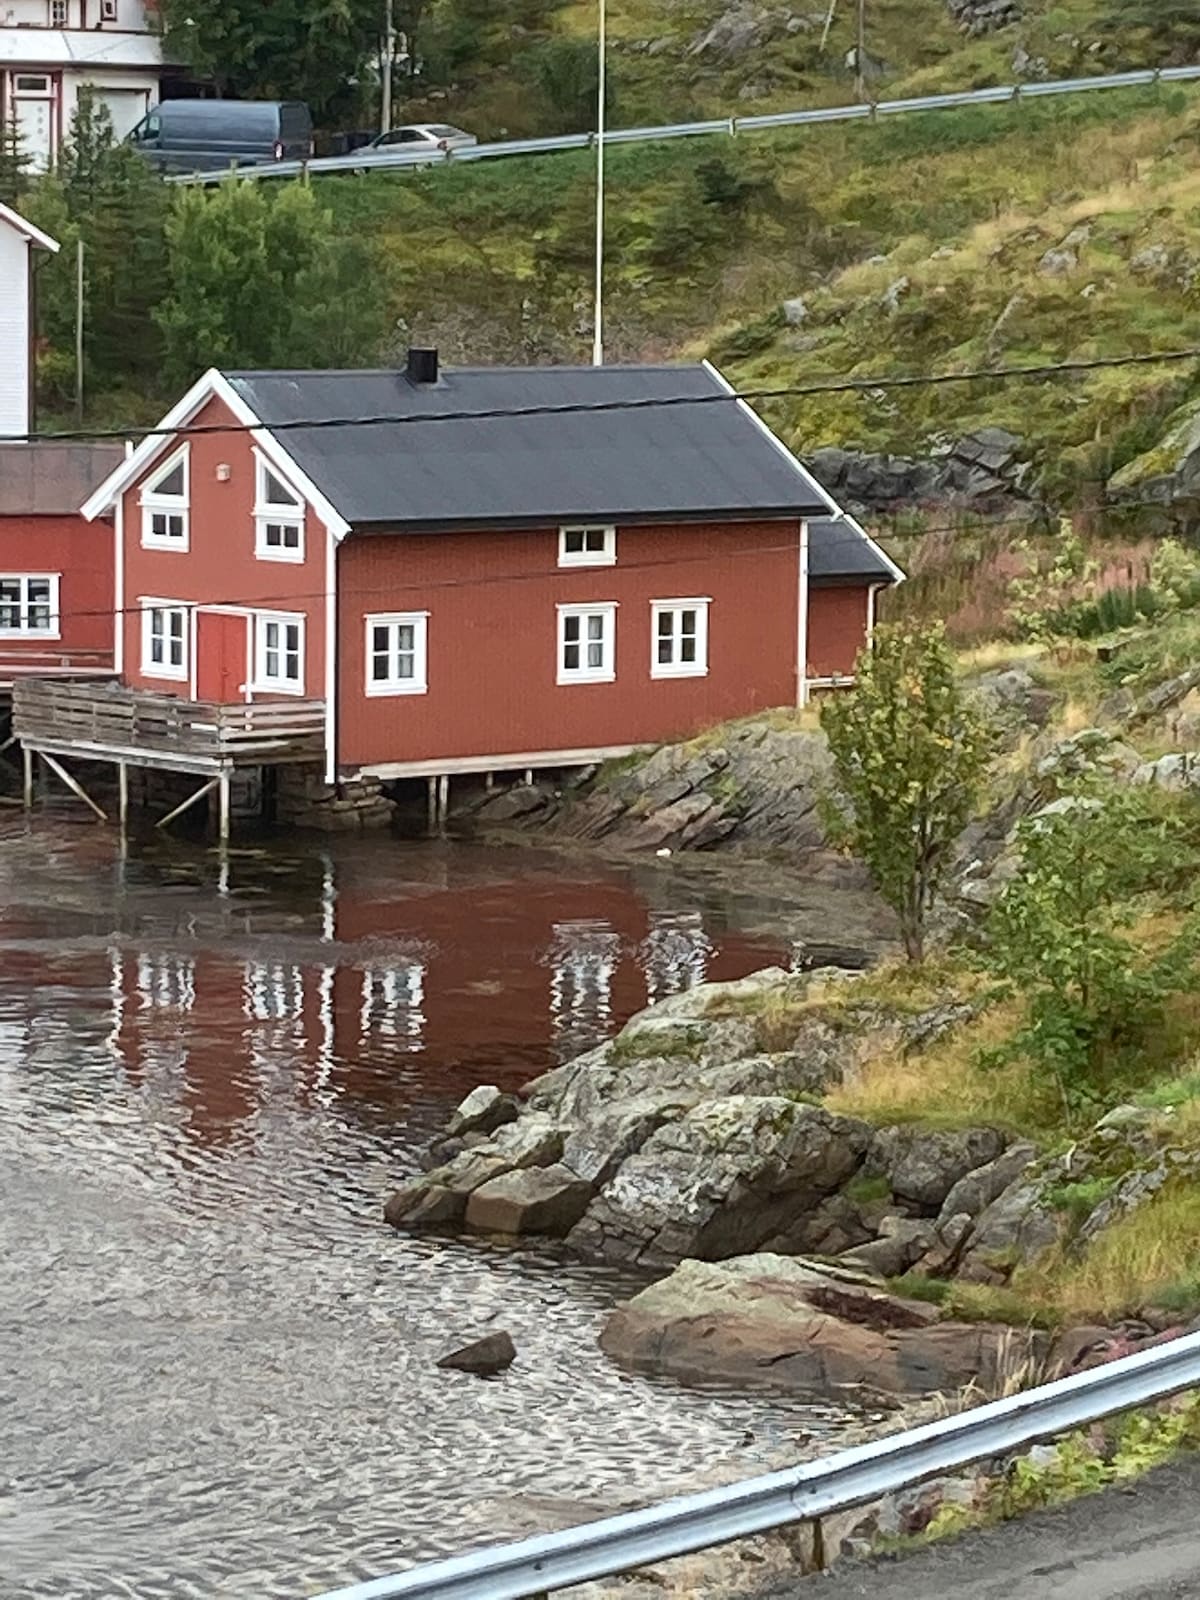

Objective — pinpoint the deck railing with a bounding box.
[12,678,326,771]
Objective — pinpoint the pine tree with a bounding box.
[0,111,30,209]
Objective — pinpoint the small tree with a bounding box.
[986,789,1200,1118]
[0,110,29,208]
[821,622,992,961]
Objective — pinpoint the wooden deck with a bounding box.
[12,679,326,775]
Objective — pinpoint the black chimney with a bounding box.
[406,347,439,385]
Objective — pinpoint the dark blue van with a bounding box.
[127,100,314,174]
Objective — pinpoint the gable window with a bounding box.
[559,525,616,568]
[254,454,305,563]
[100,0,118,17]
[253,612,304,694]
[0,575,59,638]
[140,445,190,550]
[651,598,710,679]
[366,612,428,696]
[141,603,188,681]
[50,1,69,25]
[557,602,616,684]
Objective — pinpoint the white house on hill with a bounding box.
[0,0,182,169]
[0,200,58,435]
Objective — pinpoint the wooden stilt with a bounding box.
[437,773,450,828]
[218,770,231,847]
[524,768,534,787]
[485,772,495,791]
[427,775,437,834]
[118,762,129,838]
[0,733,16,756]
[156,775,220,831]
[22,746,33,811]
[39,751,108,822]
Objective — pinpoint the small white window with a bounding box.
[651,599,710,679]
[366,612,428,696]
[100,0,118,19]
[559,525,616,567]
[14,76,52,95]
[49,0,69,26]
[140,445,190,550]
[141,603,188,681]
[254,453,305,563]
[253,612,305,694]
[0,574,59,638]
[557,602,616,684]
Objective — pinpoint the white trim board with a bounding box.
[359,743,649,781]
[0,202,59,255]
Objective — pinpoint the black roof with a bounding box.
[227,363,838,526]
[808,517,898,586]
[0,441,125,516]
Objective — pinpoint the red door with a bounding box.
[195,612,248,703]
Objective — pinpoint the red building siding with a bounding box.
[119,396,326,703]
[0,513,113,675]
[336,520,804,772]
[808,586,871,680]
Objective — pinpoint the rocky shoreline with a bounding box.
[386,964,1190,1404]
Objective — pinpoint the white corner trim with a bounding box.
[797,518,810,708]
[324,529,337,783]
[113,496,124,674]
[80,368,354,540]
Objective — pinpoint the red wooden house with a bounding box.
[0,441,123,690]
[15,352,900,831]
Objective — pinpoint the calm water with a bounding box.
[0,819,889,1599]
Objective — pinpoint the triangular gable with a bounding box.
[80,367,352,537]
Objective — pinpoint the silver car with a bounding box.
[364,123,478,158]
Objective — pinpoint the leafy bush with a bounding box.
[985,788,1200,1118]
[822,623,993,962]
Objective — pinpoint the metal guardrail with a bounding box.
[308,1327,1200,1600]
[169,64,1200,187]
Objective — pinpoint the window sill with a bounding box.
[366,681,428,698]
[255,547,306,564]
[650,665,709,680]
[0,630,60,641]
[250,680,306,697]
[142,664,189,683]
[557,670,616,686]
[558,554,617,569]
[141,538,190,553]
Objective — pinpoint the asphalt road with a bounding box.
[766,1459,1200,1600]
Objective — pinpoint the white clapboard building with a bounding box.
[0,0,181,170]
[0,201,58,436]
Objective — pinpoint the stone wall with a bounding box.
[275,767,396,831]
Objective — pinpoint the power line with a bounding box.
[12,345,1200,447]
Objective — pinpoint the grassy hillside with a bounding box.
[403,0,1189,137]
[319,77,1200,505]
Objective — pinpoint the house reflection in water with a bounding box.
[94,851,788,1153]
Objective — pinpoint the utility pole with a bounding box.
[855,0,866,101]
[591,0,606,367]
[381,0,396,136]
[74,237,84,426]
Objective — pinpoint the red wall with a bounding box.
[336,521,806,772]
[808,586,870,679]
[120,396,325,703]
[0,513,113,669]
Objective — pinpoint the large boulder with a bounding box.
[865,1126,1009,1212]
[567,1098,871,1267]
[465,1165,593,1237]
[601,1256,1047,1398]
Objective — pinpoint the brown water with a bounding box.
[0,819,889,1599]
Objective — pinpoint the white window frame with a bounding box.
[365,611,429,697]
[139,444,190,551]
[253,450,306,564]
[557,602,617,685]
[650,598,711,680]
[252,610,305,695]
[140,600,189,683]
[99,0,118,18]
[558,524,616,568]
[49,0,69,26]
[0,573,60,639]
